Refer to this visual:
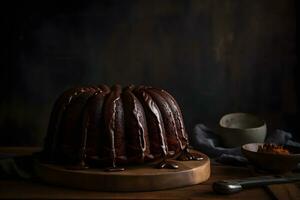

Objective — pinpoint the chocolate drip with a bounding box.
[146,89,182,155]
[59,88,97,165]
[156,160,179,169]
[177,147,203,161]
[80,87,110,167]
[122,88,152,163]
[153,88,189,148]
[133,88,168,159]
[44,87,89,161]
[103,85,127,168]
[78,118,89,168]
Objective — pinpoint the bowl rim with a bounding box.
[219,112,266,131]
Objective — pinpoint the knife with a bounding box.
[213,174,300,194]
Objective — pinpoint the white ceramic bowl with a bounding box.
[218,113,267,147]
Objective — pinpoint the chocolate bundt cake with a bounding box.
[42,84,200,170]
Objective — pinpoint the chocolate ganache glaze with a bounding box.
[42,84,201,171]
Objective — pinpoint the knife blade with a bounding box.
[213,174,300,194]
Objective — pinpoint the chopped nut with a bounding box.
[257,143,289,155]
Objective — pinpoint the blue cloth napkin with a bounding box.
[191,124,300,166]
[0,155,35,179]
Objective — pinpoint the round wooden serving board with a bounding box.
[34,152,210,192]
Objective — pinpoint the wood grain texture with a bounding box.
[34,153,210,192]
[0,165,276,200]
[266,184,300,200]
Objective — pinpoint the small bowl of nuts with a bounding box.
[242,143,300,173]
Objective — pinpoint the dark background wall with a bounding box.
[1,0,298,146]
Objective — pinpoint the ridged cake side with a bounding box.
[43,84,189,168]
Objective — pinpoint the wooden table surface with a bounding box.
[0,147,299,200]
